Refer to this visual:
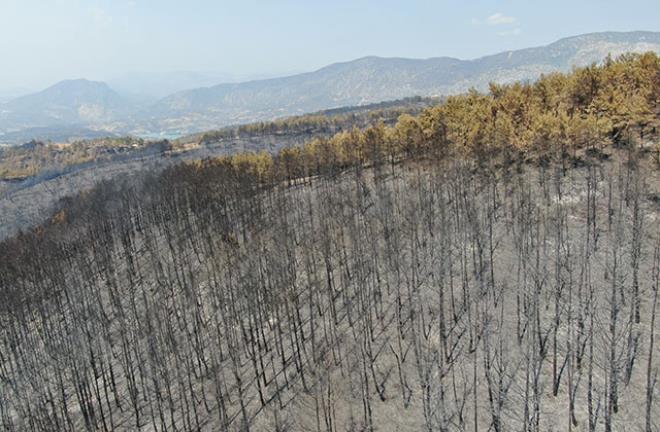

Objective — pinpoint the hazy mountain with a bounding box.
[2,31,659,143]
[153,31,660,130]
[0,79,128,131]
[109,70,307,100]
[108,71,238,100]
[0,87,33,103]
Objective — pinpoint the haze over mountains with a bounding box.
[108,70,306,100]
[1,30,659,144]
[2,79,127,126]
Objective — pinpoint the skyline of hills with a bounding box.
[1,30,659,144]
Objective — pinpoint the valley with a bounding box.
[0,97,433,240]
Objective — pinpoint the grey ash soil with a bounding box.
[1,147,658,431]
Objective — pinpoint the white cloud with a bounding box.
[487,12,517,26]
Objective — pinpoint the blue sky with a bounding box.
[0,0,658,91]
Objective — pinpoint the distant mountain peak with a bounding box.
[2,78,127,128]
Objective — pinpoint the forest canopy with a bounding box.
[200,52,659,185]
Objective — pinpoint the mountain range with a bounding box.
[1,31,659,144]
